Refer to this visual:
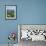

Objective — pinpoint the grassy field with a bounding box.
[7,10,15,17]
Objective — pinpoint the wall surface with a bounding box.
[0,0,46,45]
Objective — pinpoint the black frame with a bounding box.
[5,5,17,20]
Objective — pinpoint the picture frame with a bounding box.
[5,5,17,20]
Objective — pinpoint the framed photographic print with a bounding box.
[5,5,17,20]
